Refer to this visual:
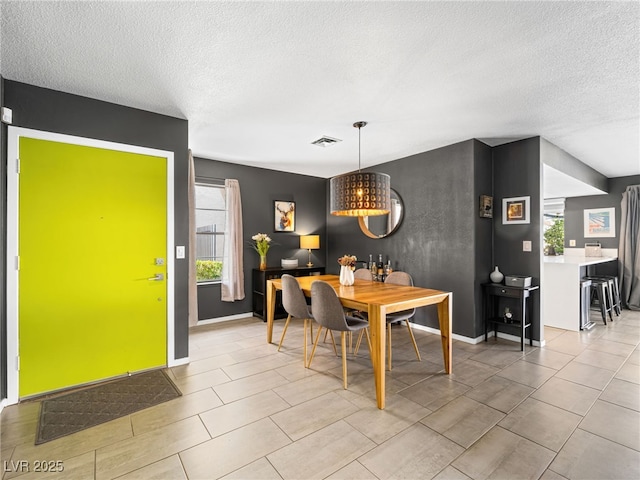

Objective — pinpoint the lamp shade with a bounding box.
[330,171,391,216]
[300,235,320,250]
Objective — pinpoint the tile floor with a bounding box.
[1,309,639,479]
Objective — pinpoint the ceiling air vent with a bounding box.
[311,136,341,147]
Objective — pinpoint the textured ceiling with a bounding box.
[1,1,638,185]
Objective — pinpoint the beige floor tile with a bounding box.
[600,378,640,411]
[270,391,359,441]
[325,461,377,479]
[131,388,221,435]
[452,426,555,479]
[5,451,95,480]
[213,370,289,404]
[228,343,282,363]
[267,420,375,480]
[555,360,615,390]
[469,347,526,369]
[600,329,640,345]
[181,418,290,480]
[386,358,445,387]
[465,376,534,413]
[344,393,431,444]
[573,348,627,371]
[448,359,500,387]
[115,455,186,480]
[170,353,237,379]
[274,361,320,382]
[543,327,566,342]
[498,398,582,452]
[398,375,470,410]
[9,416,133,479]
[615,362,640,384]
[95,416,210,480]
[421,396,505,448]
[220,457,282,480]
[544,335,589,356]
[550,428,640,480]
[524,348,574,370]
[0,401,41,449]
[359,423,463,479]
[627,347,640,366]
[579,399,640,451]
[539,468,569,480]
[222,351,297,380]
[170,368,231,395]
[496,360,556,388]
[587,338,637,357]
[531,377,600,415]
[432,466,472,480]
[273,372,342,406]
[199,390,290,439]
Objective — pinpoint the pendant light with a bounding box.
[330,121,391,217]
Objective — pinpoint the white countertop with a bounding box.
[544,255,617,266]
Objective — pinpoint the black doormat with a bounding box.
[35,369,181,445]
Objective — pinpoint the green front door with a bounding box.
[18,137,168,397]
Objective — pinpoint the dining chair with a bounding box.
[354,268,374,281]
[278,274,315,366]
[354,271,421,370]
[308,280,372,389]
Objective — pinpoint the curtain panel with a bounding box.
[221,179,245,301]
[618,184,640,310]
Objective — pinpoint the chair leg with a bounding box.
[277,314,292,351]
[405,320,421,361]
[364,328,372,360]
[307,326,324,368]
[341,331,348,389]
[303,319,308,368]
[328,330,338,355]
[354,330,365,355]
[387,322,392,371]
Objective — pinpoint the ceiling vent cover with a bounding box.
[311,136,341,147]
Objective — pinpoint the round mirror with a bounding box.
[358,189,404,239]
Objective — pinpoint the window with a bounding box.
[195,183,225,282]
[543,198,565,255]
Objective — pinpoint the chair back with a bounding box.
[311,281,349,332]
[354,268,373,281]
[281,274,311,319]
[385,271,416,316]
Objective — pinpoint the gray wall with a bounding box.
[493,137,542,341]
[1,76,6,398]
[194,157,326,320]
[2,80,190,363]
[326,139,493,339]
[541,138,608,192]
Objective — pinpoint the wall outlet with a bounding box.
[569,239,576,246]
[523,240,532,252]
[1,107,12,124]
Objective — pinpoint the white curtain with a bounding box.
[221,179,245,301]
[619,184,640,310]
[187,150,198,326]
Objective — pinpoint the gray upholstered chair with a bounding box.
[354,268,374,281]
[308,280,372,389]
[278,274,314,366]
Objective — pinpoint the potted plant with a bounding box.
[544,218,565,255]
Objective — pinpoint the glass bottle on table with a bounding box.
[384,259,393,277]
[377,254,384,281]
[369,254,377,280]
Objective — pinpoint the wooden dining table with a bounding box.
[266,274,452,409]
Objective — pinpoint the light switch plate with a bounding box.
[176,246,185,259]
[523,240,532,252]
[569,239,576,246]
[1,107,12,124]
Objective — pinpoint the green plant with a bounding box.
[196,260,223,282]
[544,218,565,255]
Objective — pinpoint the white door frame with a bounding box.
[6,126,176,405]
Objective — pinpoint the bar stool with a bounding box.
[584,277,613,325]
[592,275,621,316]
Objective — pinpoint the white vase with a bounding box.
[490,266,504,284]
[340,265,355,286]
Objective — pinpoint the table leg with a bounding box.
[437,293,452,374]
[368,304,386,409]
[266,281,276,344]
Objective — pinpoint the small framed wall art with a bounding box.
[502,196,530,224]
[584,207,615,237]
[479,195,493,218]
[274,200,295,232]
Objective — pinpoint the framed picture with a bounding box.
[584,207,615,237]
[274,200,295,232]
[502,196,530,224]
[479,195,493,218]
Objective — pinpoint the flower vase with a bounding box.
[340,265,354,286]
[490,266,504,284]
[259,255,267,270]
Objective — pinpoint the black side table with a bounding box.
[482,283,539,351]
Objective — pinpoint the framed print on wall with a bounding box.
[479,195,493,218]
[502,196,530,224]
[584,207,615,237]
[274,200,295,232]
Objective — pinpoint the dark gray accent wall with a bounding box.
[493,137,542,341]
[327,139,493,339]
[194,157,326,320]
[541,138,608,192]
[565,174,640,254]
[2,80,190,360]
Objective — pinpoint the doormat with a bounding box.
[35,369,181,445]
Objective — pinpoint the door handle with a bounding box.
[148,273,164,281]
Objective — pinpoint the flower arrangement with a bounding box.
[337,254,357,269]
[250,233,272,256]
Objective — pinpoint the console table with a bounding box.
[483,283,539,351]
[252,266,325,320]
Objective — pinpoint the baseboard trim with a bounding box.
[410,322,543,347]
[196,312,254,326]
[168,356,190,367]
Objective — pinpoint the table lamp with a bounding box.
[300,235,320,267]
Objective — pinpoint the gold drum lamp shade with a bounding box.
[330,121,391,217]
[300,235,320,267]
